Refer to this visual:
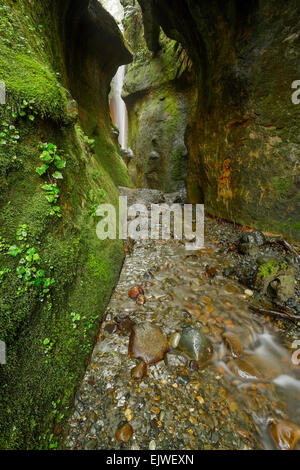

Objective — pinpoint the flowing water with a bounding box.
[110,65,128,149]
[66,189,300,450]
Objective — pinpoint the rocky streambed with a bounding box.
[66,189,300,451]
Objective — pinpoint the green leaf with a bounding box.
[52,171,63,180]
[29,115,35,121]
[16,266,26,275]
[43,338,50,345]
[8,245,22,257]
[36,165,49,176]
[54,158,66,169]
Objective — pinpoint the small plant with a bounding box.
[83,135,95,152]
[36,143,66,177]
[0,121,20,150]
[36,143,67,217]
[14,99,38,121]
[0,268,10,284]
[1,225,55,299]
[258,260,288,279]
[70,312,81,329]
[43,338,54,362]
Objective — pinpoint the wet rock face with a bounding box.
[122,1,192,193]
[129,322,169,364]
[178,327,213,365]
[138,0,300,243]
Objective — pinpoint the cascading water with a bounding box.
[110,65,128,149]
[101,0,128,149]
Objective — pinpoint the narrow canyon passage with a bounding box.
[0,0,299,452]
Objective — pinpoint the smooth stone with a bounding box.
[149,440,156,450]
[129,286,144,299]
[269,420,300,450]
[164,351,188,368]
[115,423,133,443]
[178,327,213,364]
[169,332,181,349]
[131,361,147,380]
[222,331,243,358]
[228,353,282,381]
[129,322,169,365]
[104,323,118,334]
[117,316,135,335]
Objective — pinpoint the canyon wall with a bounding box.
[0,0,131,449]
[122,0,195,192]
[136,0,300,240]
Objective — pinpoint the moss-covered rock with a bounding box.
[0,0,131,449]
[122,0,194,192]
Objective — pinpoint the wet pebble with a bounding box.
[104,323,118,334]
[169,332,181,349]
[149,440,156,450]
[129,286,144,299]
[269,420,300,450]
[117,316,135,335]
[136,294,147,305]
[115,423,133,443]
[178,327,213,365]
[131,361,147,380]
[164,351,188,368]
[129,322,169,365]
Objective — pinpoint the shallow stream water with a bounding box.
[66,189,300,450]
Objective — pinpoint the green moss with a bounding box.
[0,47,68,121]
[0,0,129,449]
[272,177,292,200]
[258,260,288,279]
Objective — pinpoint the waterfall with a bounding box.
[110,65,128,149]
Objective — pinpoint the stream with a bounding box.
[66,188,300,451]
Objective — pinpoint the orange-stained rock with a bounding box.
[115,423,133,443]
[128,286,144,299]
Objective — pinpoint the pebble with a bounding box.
[169,332,181,349]
[104,323,118,334]
[136,294,147,305]
[129,286,144,299]
[164,351,187,368]
[178,327,213,364]
[117,316,135,335]
[125,408,134,422]
[129,322,169,364]
[115,423,133,443]
[244,289,254,297]
[149,440,156,450]
[131,361,147,380]
[269,420,300,450]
